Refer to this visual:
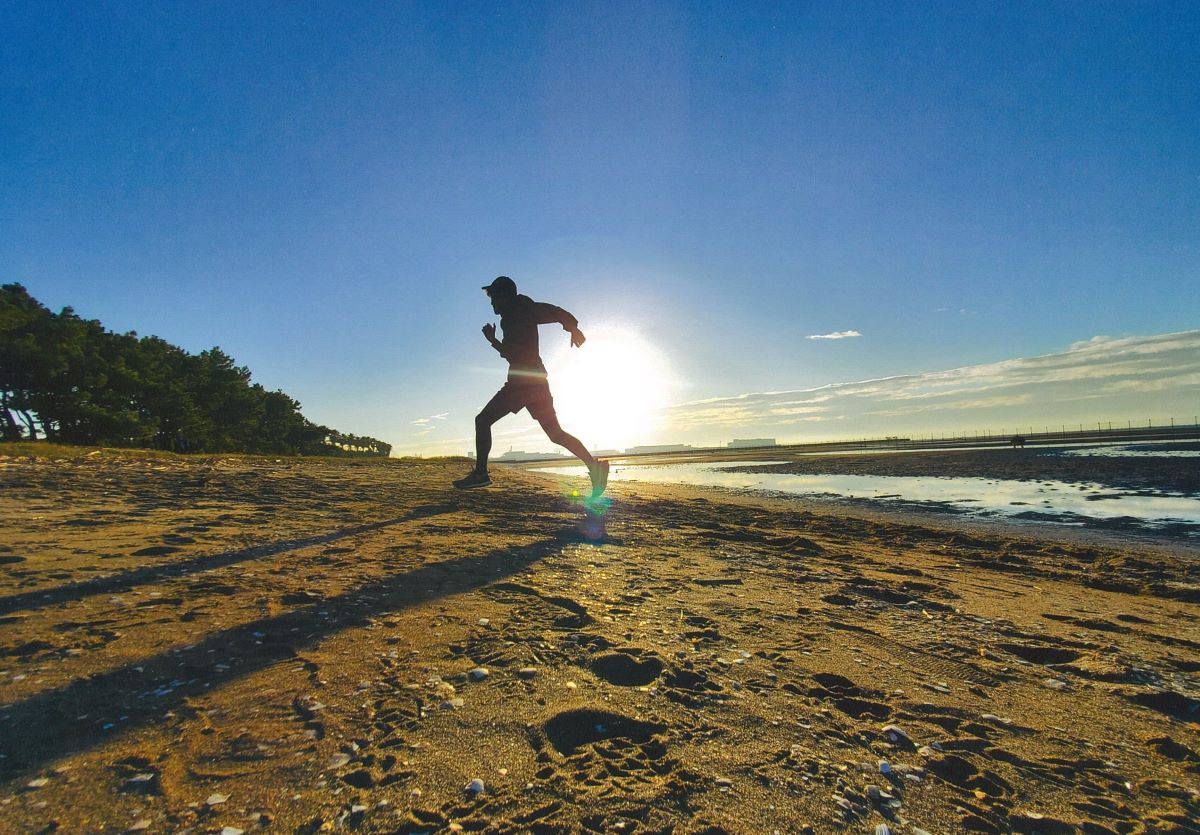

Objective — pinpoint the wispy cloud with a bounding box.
[665,330,1200,442]
[410,412,450,435]
[807,329,862,340]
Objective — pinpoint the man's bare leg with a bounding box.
[473,403,507,473]
[538,415,610,496]
[455,402,506,488]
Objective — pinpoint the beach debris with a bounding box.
[477,618,490,627]
[127,821,151,832]
[426,675,456,695]
[980,713,1012,725]
[878,760,891,774]
[327,753,351,768]
[865,784,883,801]
[220,828,244,835]
[881,724,914,747]
[1041,678,1069,691]
[875,825,892,835]
[714,776,734,787]
[206,793,229,806]
[517,667,538,679]
[440,697,465,710]
[469,667,489,681]
[26,777,49,789]
[465,778,485,795]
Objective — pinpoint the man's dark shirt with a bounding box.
[497,294,578,382]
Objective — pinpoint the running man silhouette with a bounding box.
[454,276,610,497]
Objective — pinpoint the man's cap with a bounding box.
[482,275,517,295]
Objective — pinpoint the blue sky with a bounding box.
[3,2,1197,454]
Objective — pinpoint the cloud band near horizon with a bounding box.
[665,330,1200,441]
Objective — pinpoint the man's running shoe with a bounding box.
[453,470,492,489]
[589,460,610,498]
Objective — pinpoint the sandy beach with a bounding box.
[1,449,1197,834]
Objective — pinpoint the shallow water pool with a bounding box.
[538,460,1200,535]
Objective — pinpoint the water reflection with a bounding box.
[1058,442,1200,459]
[538,460,1200,534]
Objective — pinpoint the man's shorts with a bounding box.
[485,378,557,422]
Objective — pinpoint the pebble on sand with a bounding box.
[469,667,489,681]
[206,793,229,806]
[517,667,538,679]
[465,778,485,794]
[881,724,913,746]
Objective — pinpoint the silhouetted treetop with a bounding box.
[0,283,390,456]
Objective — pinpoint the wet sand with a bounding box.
[1,450,1197,834]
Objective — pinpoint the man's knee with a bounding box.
[476,410,499,429]
[539,419,564,444]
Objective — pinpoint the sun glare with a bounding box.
[544,325,675,452]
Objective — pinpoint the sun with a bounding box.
[543,324,675,452]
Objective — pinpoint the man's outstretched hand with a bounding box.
[570,327,586,348]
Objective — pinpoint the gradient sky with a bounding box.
[3,2,1198,455]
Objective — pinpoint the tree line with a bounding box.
[0,283,391,457]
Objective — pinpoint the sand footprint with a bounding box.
[590,650,664,687]
[532,707,677,799]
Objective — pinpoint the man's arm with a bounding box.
[531,301,585,347]
[481,323,508,357]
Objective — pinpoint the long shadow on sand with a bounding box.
[0,531,585,780]
[0,503,457,617]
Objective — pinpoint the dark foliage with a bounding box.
[0,283,390,456]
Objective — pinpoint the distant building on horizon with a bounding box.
[590,449,621,458]
[624,444,694,455]
[728,438,776,448]
[495,448,570,462]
